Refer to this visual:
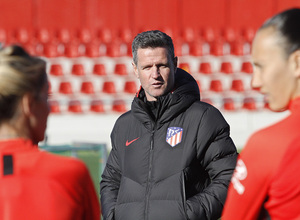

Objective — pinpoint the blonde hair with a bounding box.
[0,45,47,122]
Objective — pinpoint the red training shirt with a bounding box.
[0,138,100,220]
[222,97,300,220]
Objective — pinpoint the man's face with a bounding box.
[132,47,177,101]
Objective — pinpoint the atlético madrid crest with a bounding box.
[166,127,183,147]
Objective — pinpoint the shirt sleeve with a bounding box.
[265,137,300,219]
[222,133,273,220]
[81,165,101,220]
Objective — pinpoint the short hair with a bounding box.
[131,30,175,65]
[260,8,300,57]
[0,45,47,122]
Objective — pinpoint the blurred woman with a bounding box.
[0,45,100,219]
[222,8,300,219]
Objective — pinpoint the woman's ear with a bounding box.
[292,50,300,78]
[21,93,34,117]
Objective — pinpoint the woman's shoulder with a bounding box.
[38,151,89,179]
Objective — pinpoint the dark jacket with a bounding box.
[100,68,238,220]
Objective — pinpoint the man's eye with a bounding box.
[158,64,168,68]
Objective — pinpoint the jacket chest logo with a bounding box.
[166,127,183,147]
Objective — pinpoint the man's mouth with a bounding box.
[152,82,163,88]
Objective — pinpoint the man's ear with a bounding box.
[132,61,139,79]
[22,93,34,117]
[174,56,178,72]
[174,56,178,67]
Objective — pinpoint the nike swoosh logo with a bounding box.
[126,137,139,146]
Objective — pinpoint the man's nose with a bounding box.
[151,66,160,78]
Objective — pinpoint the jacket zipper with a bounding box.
[182,174,189,220]
[144,129,155,220]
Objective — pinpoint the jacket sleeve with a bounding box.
[100,126,121,220]
[186,106,238,220]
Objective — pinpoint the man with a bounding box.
[100,30,237,220]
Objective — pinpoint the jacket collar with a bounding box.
[132,68,200,129]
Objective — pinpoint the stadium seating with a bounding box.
[13,28,31,44]
[37,24,264,114]
[92,63,107,76]
[124,80,138,94]
[209,79,223,93]
[64,43,81,58]
[114,63,128,76]
[0,21,268,114]
[241,61,253,74]
[102,81,117,94]
[209,39,225,56]
[230,39,248,56]
[68,100,83,113]
[112,99,127,113]
[90,99,105,113]
[43,43,60,58]
[58,81,73,95]
[189,40,205,56]
[71,63,85,76]
[223,97,236,111]
[56,28,72,44]
[222,27,238,43]
[180,27,197,43]
[76,28,93,44]
[80,81,95,94]
[179,62,191,73]
[117,28,133,44]
[49,99,61,114]
[231,79,245,92]
[220,62,234,74]
[242,97,257,110]
[50,64,64,76]
[35,28,53,44]
[199,62,213,74]
[242,27,256,43]
[98,28,113,44]
[202,27,219,43]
